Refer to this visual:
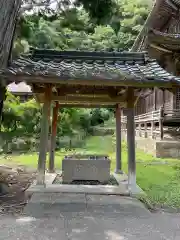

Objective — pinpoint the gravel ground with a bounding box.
[53,174,119,185]
[0,166,36,215]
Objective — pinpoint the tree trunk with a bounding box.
[0,0,21,68]
[0,0,21,126]
[0,87,6,128]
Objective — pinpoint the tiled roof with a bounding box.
[171,0,180,6]
[132,0,180,52]
[1,48,180,86]
[148,29,180,51]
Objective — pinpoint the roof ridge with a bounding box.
[27,48,148,63]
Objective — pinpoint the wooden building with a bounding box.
[132,0,180,128]
[7,82,33,101]
[0,48,179,192]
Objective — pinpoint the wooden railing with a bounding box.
[164,109,180,120]
[121,108,180,140]
[121,108,164,139]
[121,109,161,123]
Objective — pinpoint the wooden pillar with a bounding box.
[162,89,165,108]
[138,123,141,137]
[115,104,122,173]
[159,107,164,140]
[127,88,136,192]
[49,102,59,173]
[37,86,52,185]
[154,88,157,110]
[151,121,154,139]
[144,122,147,138]
[0,86,6,128]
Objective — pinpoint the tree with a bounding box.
[0,0,21,68]
[16,0,151,51]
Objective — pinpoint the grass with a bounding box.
[1,135,180,209]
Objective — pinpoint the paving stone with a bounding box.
[27,184,129,195]
[1,193,180,239]
[86,195,151,217]
[30,193,86,203]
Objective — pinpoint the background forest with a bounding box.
[1,0,152,153]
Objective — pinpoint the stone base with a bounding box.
[26,183,129,195]
[156,140,180,158]
[26,171,143,196]
[136,138,180,158]
[62,159,110,183]
[122,133,180,159]
[137,138,180,158]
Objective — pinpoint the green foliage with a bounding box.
[15,0,151,51]
[1,93,111,152]
[75,0,116,24]
[22,0,117,25]
[90,109,110,126]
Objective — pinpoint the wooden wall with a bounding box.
[135,88,174,115]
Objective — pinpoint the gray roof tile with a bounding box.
[1,49,180,86]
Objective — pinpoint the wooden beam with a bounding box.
[51,104,115,108]
[57,86,119,97]
[37,85,52,185]
[115,104,122,173]
[33,85,153,100]
[149,43,172,53]
[35,93,119,107]
[37,94,127,106]
[134,94,140,107]
[159,107,164,140]
[154,88,157,110]
[64,93,110,98]
[7,75,175,89]
[51,95,126,104]
[33,85,124,100]
[49,102,59,173]
[126,87,136,193]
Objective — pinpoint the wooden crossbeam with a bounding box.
[33,84,120,97]
[52,104,115,108]
[36,93,127,106]
[51,95,126,104]
[64,93,110,98]
[149,43,172,53]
